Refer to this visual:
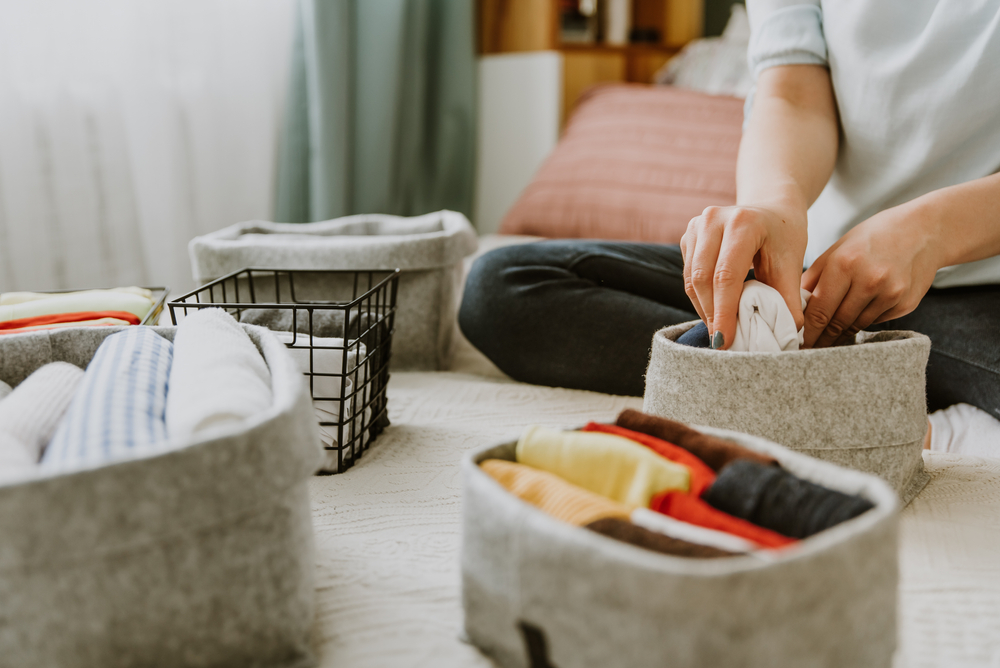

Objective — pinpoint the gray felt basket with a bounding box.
[643,323,932,504]
[462,428,900,668]
[188,210,478,370]
[0,326,323,668]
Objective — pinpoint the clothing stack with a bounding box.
[0,287,157,335]
[480,409,874,559]
[0,309,272,481]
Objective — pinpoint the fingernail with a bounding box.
[711,331,724,350]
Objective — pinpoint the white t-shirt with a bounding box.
[746,0,1000,288]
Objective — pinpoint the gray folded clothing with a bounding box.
[238,307,369,338]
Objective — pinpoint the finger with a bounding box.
[801,255,826,293]
[689,222,724,331]
[681,224,708,323]
[813,287,876,349]
[769,262,806,330]
[832,296,896,346]
[801,267,851,348]
[710,228,759,350]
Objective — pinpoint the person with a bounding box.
[459,0,1000,421]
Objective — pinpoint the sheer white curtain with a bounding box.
[0,0,295,294]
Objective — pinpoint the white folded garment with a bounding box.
[0,380,11,401]
[0,363,84,478]
[631,507,757,554]
[166,309,272,439]
[929,403,1000,458]
[731,280,811,352]
[0,286,153,306]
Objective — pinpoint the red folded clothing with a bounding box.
[651,491,796,549]
[582,422,716,497]
[0,310,140,331]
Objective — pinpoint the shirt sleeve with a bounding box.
[746,0,827,79]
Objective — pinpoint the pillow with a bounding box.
[498,84,744,244]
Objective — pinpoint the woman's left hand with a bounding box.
[801,201,944,348]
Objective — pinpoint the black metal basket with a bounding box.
[167,268,400,473]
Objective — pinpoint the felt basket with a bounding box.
[188,210,478,370]
[0,325,323,668]
[462,427,899,668]
[643,323,931,504]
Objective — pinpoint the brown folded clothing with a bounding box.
[584,517,738,559]
[616,409,778,473]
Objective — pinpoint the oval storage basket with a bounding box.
[0,326,323,668]
[643,323,931,504]
[188,210,478,371]
[462,427,900,668]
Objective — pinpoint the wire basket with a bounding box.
[167,268,400,473]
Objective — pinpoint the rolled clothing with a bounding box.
[703,460,875,539]
[582,422,716,496]
[480,459,632,526]
[677,321,711,348]
[631,507,757,554]
[516,425,690,507]
[0,380,11,401]
[730,280,811,353]
[0,291,152,324]
[42,328,172,468]
[651,491,796,549]
[584,517,739,559]
[616,409,778,472]
[239,308,379,346]
[166,309,272,439]
[0,286,152,306]
[0,363,84,474]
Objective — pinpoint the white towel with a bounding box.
[166,309,272,439]
[0,363,84,478]
[929,403,1000,458]
[730,280,811,352]
[631,507,757,554]
[0,380,11,401]
[43,328,172,468]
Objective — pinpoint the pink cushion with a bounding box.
[499,84,744,244]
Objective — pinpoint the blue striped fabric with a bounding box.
[42,328,173,468]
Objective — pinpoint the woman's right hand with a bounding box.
[679,204,808,349]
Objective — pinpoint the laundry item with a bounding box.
[0,311,140,334]
[582,422,716,496]
[703,460,876,539]
[928,403,1000,458]
[43,327,173,468]
[0,286,153,306]
[480,458,632,526]
[730,280,810,352]
[630,507,757,554]
[166,309,272,439]
[0,291,153,324]
[239,307,376,342]
[676,320,711,348]
[651,490,796,549]
[584,517,738,559]
[616,409,778,472]
[515,425,690,506]
[0,380,11,401]
[0,363,84,476]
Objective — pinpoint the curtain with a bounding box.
[0,0,295,294]
[275,0,477,223]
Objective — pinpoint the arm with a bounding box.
[801,171,1000,347]
[681,64,838,349]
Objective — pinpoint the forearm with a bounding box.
[908,171,1000,269]
[737,65,839,222]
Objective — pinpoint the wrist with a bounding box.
[904,193,952,271]
[737,183,810,227]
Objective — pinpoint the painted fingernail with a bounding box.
[711,331,724,350]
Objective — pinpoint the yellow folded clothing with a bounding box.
[0,291,152,324]
[0,286,152,306]
[480,459,632,526]
[515,425,690,506]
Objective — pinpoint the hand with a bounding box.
[680,205,808,349]
[801,202,943,348]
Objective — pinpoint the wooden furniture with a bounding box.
[478,0,704,123]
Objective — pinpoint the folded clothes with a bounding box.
[0,291,152,324]
[239,307,377,341]
[516,425,690,506]
[0,286,152,306]
[703,460,875,539]
[166,309,272,439]
[630,507,756,554]
[731,280,811,352]
[582,422,716,496]
[0,380,11,401]
[43,328,172,468]
[480,459,632,526]
[616,409,778,472]
[0,310,140,332]
[584,517,738,559]
[272,330,366,404]
[0,363,84,476]
[0,316,136,335]
[651,491,796,549]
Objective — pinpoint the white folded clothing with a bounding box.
[273,331,367,400]
[0,290,153,323]
[0,362,84,473]
[0,380,11,401]
[929,403,1000,458]
[166,309,272,439]
[631,507,757,554]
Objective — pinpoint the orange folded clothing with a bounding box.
[0,310,140,333]
[651,491,796,550]
[582,422,716,497]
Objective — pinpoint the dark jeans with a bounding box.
[458,240,1000,419]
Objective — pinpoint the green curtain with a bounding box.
[275,0,476,223]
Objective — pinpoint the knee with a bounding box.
[458,245,523,348]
